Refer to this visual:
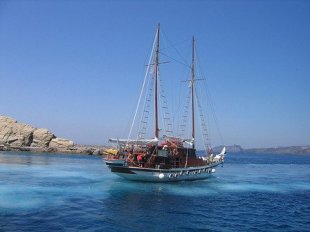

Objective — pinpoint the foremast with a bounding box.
[154,24,160,140]
[191,36,195,149]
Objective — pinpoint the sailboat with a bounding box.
[105,24,226,182]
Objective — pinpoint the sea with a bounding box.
[0,151,309,232]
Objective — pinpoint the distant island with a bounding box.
[214,144,310,155]
[1,115,309,155]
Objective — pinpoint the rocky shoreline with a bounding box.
[0,115,105,155]
[1,115,309,156]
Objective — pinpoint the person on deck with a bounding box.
[137,154,144,167]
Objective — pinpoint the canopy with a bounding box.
[109,138,158,146]
[163,135,194,145]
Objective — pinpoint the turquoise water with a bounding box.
[0,151,309,231]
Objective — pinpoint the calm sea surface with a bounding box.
[0,151,309,232]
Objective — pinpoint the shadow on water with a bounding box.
[100,177,310,232]
[100,178,225,231]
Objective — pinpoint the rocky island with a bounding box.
[0,115,103,155]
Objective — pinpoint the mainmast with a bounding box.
[191,36,195,149]
[154,24,160,140]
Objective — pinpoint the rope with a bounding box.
[195,43,225,146]
[195,86,210,152]
[158,72,173,136]
[137,73,153,139]
[127,30,157,144]
[177,86,191,138]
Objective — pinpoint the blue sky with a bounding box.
[0,0,309,148]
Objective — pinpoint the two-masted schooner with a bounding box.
[105,25,226,182]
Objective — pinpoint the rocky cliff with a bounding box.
[0,115,100,154]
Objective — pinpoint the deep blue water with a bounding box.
[0,152,309,232]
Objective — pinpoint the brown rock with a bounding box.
[31,128,55,147]
[0,115,35,146]
[49,138,74,149]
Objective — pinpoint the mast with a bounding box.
[191,36,195,149]
[154,24,160,140]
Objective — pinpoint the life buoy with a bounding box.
[158,173,165,179]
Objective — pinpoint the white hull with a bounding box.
[109,162,222,182]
